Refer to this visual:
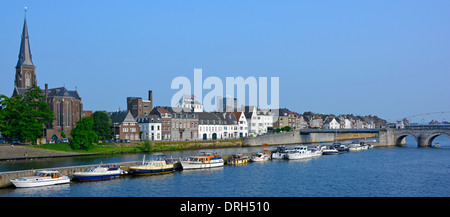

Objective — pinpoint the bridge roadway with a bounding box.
[244,126,450,147]
[302,127,450,147]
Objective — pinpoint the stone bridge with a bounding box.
[379,128,450,147]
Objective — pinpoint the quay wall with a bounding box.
[0,153,255,189]
[243,129,378,146]
[0,161,142,188]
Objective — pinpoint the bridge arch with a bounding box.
[424,131,450,147]
[395,133,419,146]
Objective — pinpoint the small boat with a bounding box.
[434,143,440,148]
[180,152,224,170]
[227,154,250,165]
[129,155,174,175]
[271,146,288,159]
[333,143,349,153]
[286,146,322,160]
[322,146,340,155]
[251,152,271,162]
[363,142,374,149]
[73,164,122,181]
[349,141,368,151]
[10,170,70,188]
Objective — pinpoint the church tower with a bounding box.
[15,15,37,90]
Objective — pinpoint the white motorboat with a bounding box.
[74,164,122,181]
[180,152,224,170]
[286,146,322,160]
[10,170,70,188]
[271,146,288,159]
[349,142,368,151]
[251,152,271,162]
[129,155,174,175]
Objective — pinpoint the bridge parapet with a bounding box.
[380,128,450,147]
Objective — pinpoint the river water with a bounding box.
[0,137,449,197]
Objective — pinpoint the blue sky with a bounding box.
[1,0,450,123]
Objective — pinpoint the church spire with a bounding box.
[13,8,37,92]
[16,13,34,67]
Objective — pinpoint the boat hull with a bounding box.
[271,153,287,159]
[322,151,339,155]
[130,167,174,175]
[74,173,121,181]
[180,160,224,170]
[227,159,250,165]
[286,152,322,160]
[10,177,70,188]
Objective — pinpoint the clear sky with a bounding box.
[1,0,450,123]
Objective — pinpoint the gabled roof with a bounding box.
[109,110,137,124]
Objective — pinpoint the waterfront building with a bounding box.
[257,108,274,134]
[127,90,153,117]
[214,112,239,139]
[136,114,161,141]
[323,117,340,129]
[272,108,303,130]
[150,106,172,141]
[168,107,199,141]
[11,15,83,141]
[232,111,248,138]
[109,110,140,141]
[338,115,354,129]
[198,112,224,140]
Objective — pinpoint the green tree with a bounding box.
[70,116,98,150]
[0,85,54,144]
[92,111,112,140]
[143,139,153,152]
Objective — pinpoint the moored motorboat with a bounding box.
[286,145,322,160]
[74,164,122,181]
[227,154,250,165]
[333,143,349,153]
[322,146,340,155]
[129,155,174,175]
[180,152,224,170]
[271,146,288,159]
[10,170,70,188]
[251,152,271,162]
[349,141,368,151]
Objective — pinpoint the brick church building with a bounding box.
[12,16,83,141]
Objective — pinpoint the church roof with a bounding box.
[47,87,81,100]
[16,16,34,67]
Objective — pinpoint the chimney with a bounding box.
[45,83,48,101]
[148,90,153,102]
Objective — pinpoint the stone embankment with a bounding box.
[243,129,378,146]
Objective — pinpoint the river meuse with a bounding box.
[1,137,449,197]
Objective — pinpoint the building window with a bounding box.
[57,102,61,127]
[66,102,70,126]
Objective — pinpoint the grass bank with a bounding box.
[32,139,244,155]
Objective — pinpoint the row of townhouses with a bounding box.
[106,94,386,142]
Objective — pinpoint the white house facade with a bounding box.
[136,115,162,141]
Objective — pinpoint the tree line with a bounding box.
[0,85,112,150]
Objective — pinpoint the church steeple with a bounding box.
[14,11,37,91]
[16,15,34,67]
